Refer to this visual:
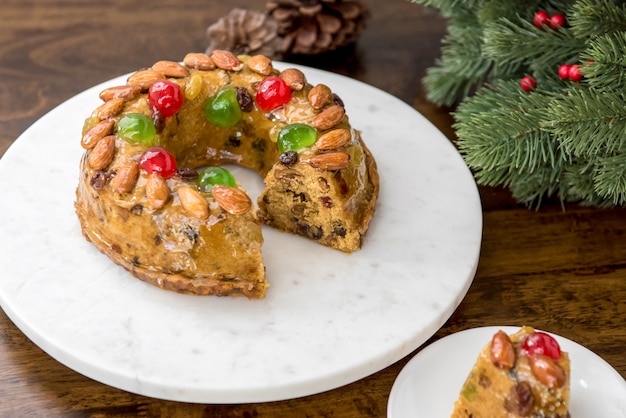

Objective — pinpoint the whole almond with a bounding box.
[210,50,243,71]
[87,135,116,170]
[490,330,516,370]
[312,105,345,131]
[308,84,332,109]
[308,152,350,171]
[279,68,306,91]
[151,60,189,78]
[183,52,216,70]
[99,85,142,102]
[127,69,164,90]
[110,160,139,194]
[81,119,115,149]
[211,185,252,215]
[92,97,125,120]
[178,186,209,219]
[529,354,566,389]
[315,128,351,151]
[247,54,273,75]
[146,173,170,209]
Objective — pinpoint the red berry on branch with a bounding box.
[549,13,566,30]
[558,64,571,80]
[568,64,583,82]
[520,75,537,92]
[533,10,550,27]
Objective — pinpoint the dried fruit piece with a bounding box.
[204,87,242,127]
[277,123,317,153]
[145,172,169,209]
[247,54,273,75]
[211,185,252,215]
[210,50,243,71]
[236,87,254,112]
[148,80,184,117]
[315,128,351,150]
[196,167,237,191]
[520,331,562,360]
[308,84,332,109]
[308,152,350,170]
[279,151,298,166]
[504,382,534,417]
[139,146,177,179]
[87,135,116,170]
[279,68,306,91]
[529,354,566,389]
[490,330,516,370]
[312,105,345,130]
[110,161,139,194]
[81,119,115,149]
[151,60,188,78]
[117,113,156,146]
[178,186,209,219]
[185,74,203,100]
[256,76,293,111]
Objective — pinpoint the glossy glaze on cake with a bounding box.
[75,51,378,298]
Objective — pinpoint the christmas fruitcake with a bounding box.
[74,50,379,298]
[451,326,570,417]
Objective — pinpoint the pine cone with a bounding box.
[206,8,287,59]
[266,0,370,55]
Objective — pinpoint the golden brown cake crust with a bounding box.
[75,51,379,297]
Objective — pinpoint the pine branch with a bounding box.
[544,87,626,158]
[593,152,626,205]
[482,16,587,69]
[422,22,494,106]
[569,0,626,38]
[561,159,604,205]
[581,31,626,89]
[454,80,567,201]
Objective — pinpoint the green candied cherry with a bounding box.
[196,167,237,191]
[203,87,242,127]
[117,113,156,145]
[277,123,317,153]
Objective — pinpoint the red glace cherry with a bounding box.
[139,146,177,179]
[255,76,293,111]
[148,80,184,117]
[520,331,562,360]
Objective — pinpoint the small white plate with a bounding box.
[0,64,482,403]
[388,326,626,418]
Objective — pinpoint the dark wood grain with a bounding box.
[1,1,624,417]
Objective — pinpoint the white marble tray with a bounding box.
[0,64,482,403]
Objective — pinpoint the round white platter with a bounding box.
[388,326,626,417]
[0,64,482,403]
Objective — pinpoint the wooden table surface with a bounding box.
[1,1,625,417]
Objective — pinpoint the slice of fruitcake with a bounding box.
[451,326,571,418]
